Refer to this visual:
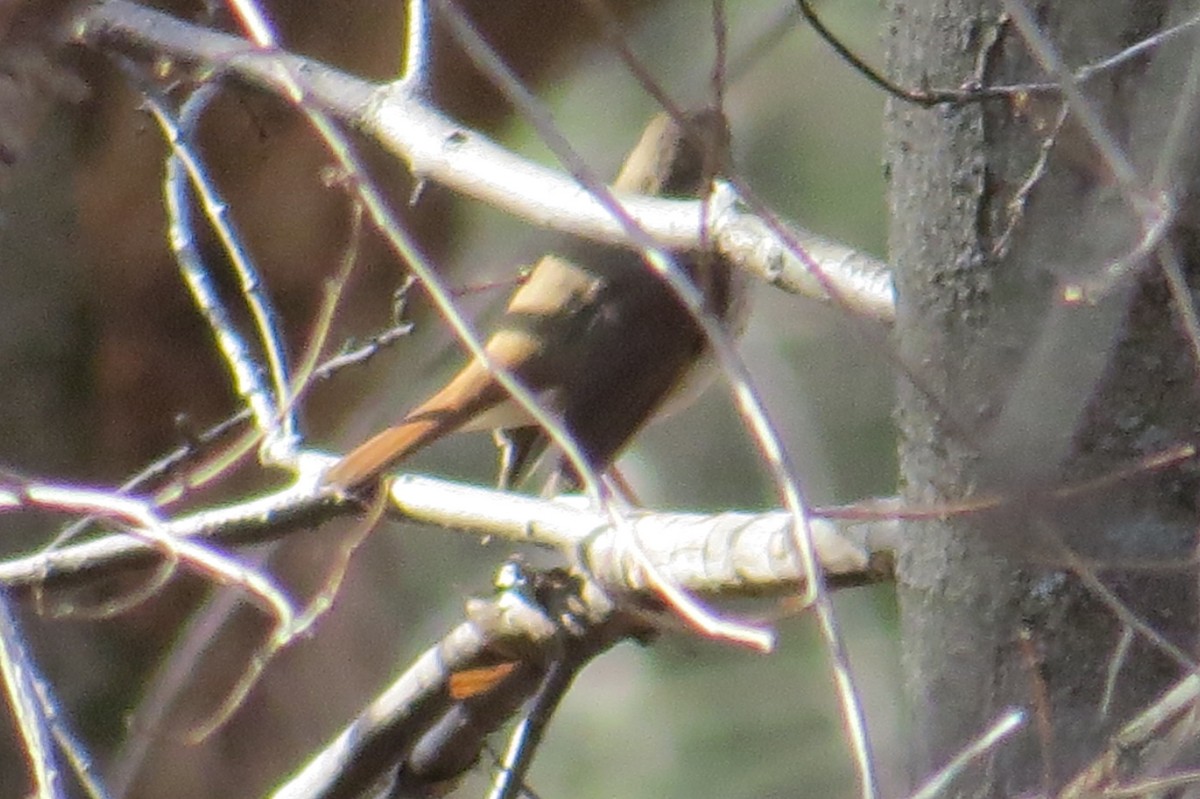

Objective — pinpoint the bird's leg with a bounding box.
[492,427,548,490]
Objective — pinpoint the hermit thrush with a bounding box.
[323,108,747,491]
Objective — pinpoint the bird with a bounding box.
[323,107,748,492]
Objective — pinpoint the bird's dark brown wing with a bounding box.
[323,108,733,491]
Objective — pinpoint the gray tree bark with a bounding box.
[887,0,1200,794]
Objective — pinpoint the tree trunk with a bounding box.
[886,0,1200,793]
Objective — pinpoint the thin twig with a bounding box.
[72,0,896,322]
[0,477,299,634]
[143,79,290,458]
[797,0,972,106]
[907,709,1025,799]
[800,0,1200,113]
[552,4,879,788]
[436,0,776,653]
[0,591,63,799]
[399,0,431,90]
[485,657,576,799]
[0,474,891,600]
[0,589,111,798]
[1002,0,1161,213]
[270,577,584,799]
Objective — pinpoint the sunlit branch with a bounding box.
[72,0,895,323]
[0,472,893,600]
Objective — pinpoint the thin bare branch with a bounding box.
[485,647,582,799]
[272,565,627,799]
[1059,671,1200,797]
[0,592,63,799]
[0,476,299,634]
[447,0,880,782]
[1002,0,1168,228]
[434,0,775,652]
[0,472,892,601]
[0,587,111,798]
[70,0,895,323]
[907,709,1025,799]
[225,0,276,47]
[149,80,299,459]
[398,0,431,90]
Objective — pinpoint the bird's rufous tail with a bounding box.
[323,362,509,490]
